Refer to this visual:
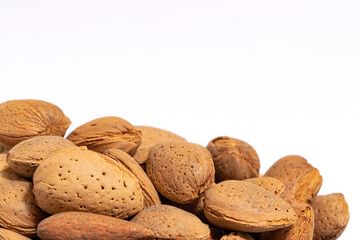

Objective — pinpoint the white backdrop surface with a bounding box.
[1,1,359,238]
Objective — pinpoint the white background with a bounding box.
[1,1,359,238]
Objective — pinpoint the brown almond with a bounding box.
[0,142,11,153]
[146,141,215,204]
[103,148,161,207]
[259,202,314,240]
[0,154,46,237]
[206,136,260,182]
[67,116,142,155]
[133,126,186,164]
[33,147,143,219]
[264,155,323,204]
[220,232,255,240]
[6,136,76,178]
[0,99,71,147]
[245,177,286,196]
[312,193,349,240]
[162,196,206,222]
[203,180,298,232]
[37,211,155,240]
[0,228,31,240]
[131,205,210,240]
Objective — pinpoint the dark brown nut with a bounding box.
[131,205,210,240]
[259,202,314,240]
[104,148,161,207]
[0,154,46,237]
[264,155,323,204]
[6,136,76,178]
[33,147,143,219]
[37,211,155,240]
[0,228,31,240]
[67,116,141,155]
[244,177,286,196]
[0,100,71,147]
[206,136,260,182]
[312,193,349,240]
[203,180,297,232]
[133,126,186,164]
[146,141,215,204]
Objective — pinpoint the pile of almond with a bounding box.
[0,99,349,240]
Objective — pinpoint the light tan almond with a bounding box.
[259,202,314,240]
[203,180,297,232]
[0,154,46,237]
[312,193,349,240]
[131,205,210,240]
[0,228,31,240]
[33,147,143,219]
[206,136,260,182]
[104,148,161,207]
[6,136,76,178]
[146,141,215,204]
[245,177,285,196]
[133,126,186,164]
[0,99,71,147]
[220,232,255,240]
[37,212,155,240]
[67,116,141,155]
[264,155,322,204]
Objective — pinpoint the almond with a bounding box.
[37,211,155,240]
[245,177,285,196]
[0,154,46,237]
[0,142,11,153]
[220,232,255,240]
[312,193,349,240]
[206,136,260,182]
[203,180,298,232]
[0,99,71,147]
[146,141,215,204]
[33,146,143,219]
[0,228,31,240]
[133,126,186,164]
[67,116,141,155]
[131,205,210,240]
[264,155,323,204]
[6,136,76,178]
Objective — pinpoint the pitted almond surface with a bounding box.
[245,177,285,196]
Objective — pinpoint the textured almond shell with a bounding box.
[206,136,260,182]
[264,155,323,204]
[245,177,286,196]
[103,148,161,207]
[0,100,71,147]
[131,205,210,240]
[33,147,143,219]
[220,232,255,240]
[204,180,298,232]
[259,202,314,240]
[67,116,141,155]
[0,154,46,237]
[133,126,186,164]
[146,141,215,204]
[312,193,349,240]
[0,142,11,153]
[0,228,31,240]
[6,136,76,178]
[37,212,155,240]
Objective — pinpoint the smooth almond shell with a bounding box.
[206,136,260,182]
[203,180,298,232]
[146,141,215,204]
[133,126,186,164]
[264,155,323,204]
[0,100,71,147]
[104,148,161,207]
[245,177,286,196]
[131,205,210,240]
[33,147,143,219]
[0,228,31,240]
[312,193,349,240]
[0,154,46,237]
[6,136,76,178]
[67,116,141,155]
[37,211,155,240]
[259,202,314,240]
